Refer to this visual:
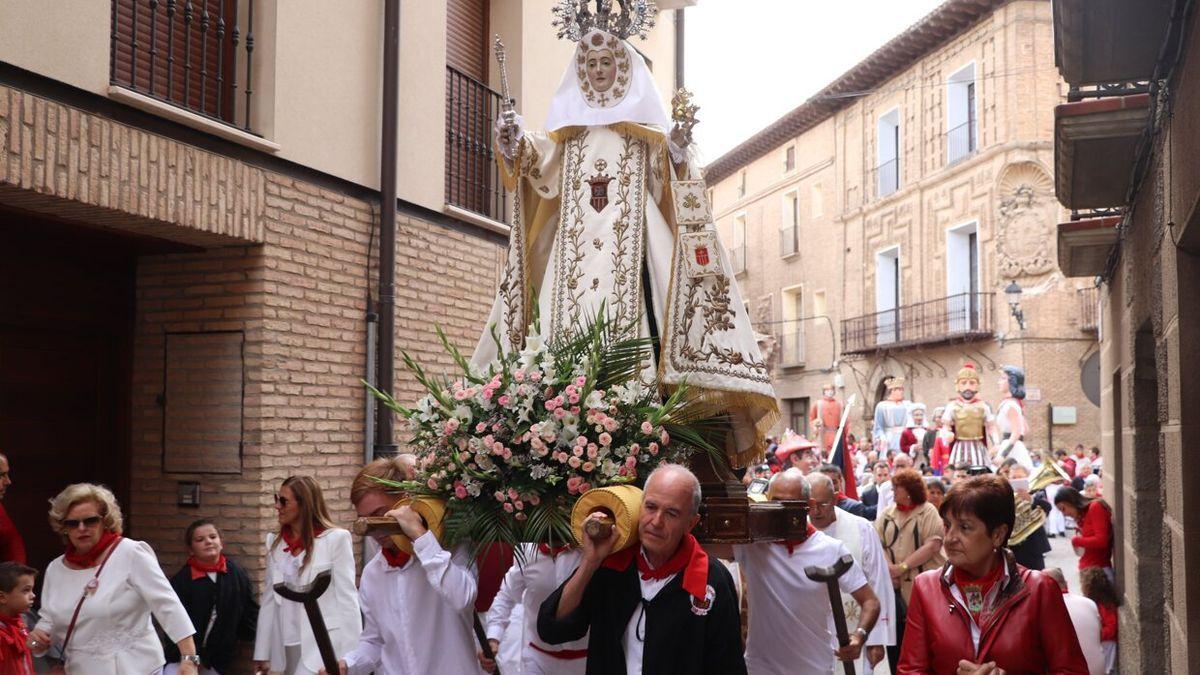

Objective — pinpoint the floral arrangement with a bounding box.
[367,309,724,555]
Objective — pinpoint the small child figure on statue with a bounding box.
[0,562,36,675]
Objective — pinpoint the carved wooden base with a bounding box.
[689,451,809,544]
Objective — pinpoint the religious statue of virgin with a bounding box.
[473,0,777,467]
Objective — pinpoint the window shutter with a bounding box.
[446,0,488,81]
[112,0,238,123]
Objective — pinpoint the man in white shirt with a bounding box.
[322,457,479,675]
[736,469,881,675]
[1045,568,1106,675]
[806,472,894,674]
[482,543,588,674]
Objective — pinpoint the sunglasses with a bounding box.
[274,494,292,507]
[62,516,102,529]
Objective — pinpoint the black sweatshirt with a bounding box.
[537,554,746,675]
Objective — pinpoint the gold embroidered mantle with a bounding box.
[472,123,778,465]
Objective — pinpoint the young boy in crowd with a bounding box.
[0,561,37,675]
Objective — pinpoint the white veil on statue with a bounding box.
[544,28,671,132]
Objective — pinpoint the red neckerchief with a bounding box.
[896,502,917,513]
[952,556,1004,623]
[603,534,710,600]
[1003,395,1025,410]
[835,492,847,502]
[63,530,120,568]
[775,522,817,554]
[380,546,412,568]
[281,525,326,556]
[538,543,572,558]
[188,554,228,580]
[0,612,31,674]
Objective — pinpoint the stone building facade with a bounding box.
[706,0,1100,452]
[0,0,682,597]
[1053,0,1200,670]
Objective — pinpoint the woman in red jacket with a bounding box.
[1053,487,1113,575]
[898,474,1089,674]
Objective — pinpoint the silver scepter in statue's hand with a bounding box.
[494,35,517,130]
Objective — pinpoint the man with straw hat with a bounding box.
[320,457,479,675]
[537,464,744,674]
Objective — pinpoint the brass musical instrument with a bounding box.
[1009,498,1046,546]
[1009,461,1070,545]
[1030,458,1071,492]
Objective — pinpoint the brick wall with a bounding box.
[0,84,506,584]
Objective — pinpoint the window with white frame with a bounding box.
[947,63,978,164]
[946,221,981,333]
[812,289,828,318]
[876,108,900,198]
[780,286,805,366]
[731,213,747,274]
[810,183,824,218]
[780,190,799,256]
[875,247,901,344]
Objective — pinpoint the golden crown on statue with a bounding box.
[552,0,658,41]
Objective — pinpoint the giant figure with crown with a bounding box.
[476,0,779,471]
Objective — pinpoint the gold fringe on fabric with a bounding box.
[662,385,780,469]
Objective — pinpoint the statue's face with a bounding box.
[586,49,617,92]
[958,377,979,400]
[997,374,1010,394]
[888,386,904,402]
[912,410,925,425]
[823,387,835,399]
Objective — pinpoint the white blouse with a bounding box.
[253,528,361,675]
[35,538,195,674]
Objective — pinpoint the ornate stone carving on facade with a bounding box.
[996,163,1056,279]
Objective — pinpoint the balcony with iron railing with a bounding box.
[874,158,899,200]
[840,292,994,355]
[780,225,798,257]
[445,67,507,223]
[779,328,806,368]
[730,245,746,274]
[110,0,258,133]
[946,119,977,165]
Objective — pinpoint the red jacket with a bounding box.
[1070,501,1113,569]
[898,553,1089,674]
[1097,602,1118,642]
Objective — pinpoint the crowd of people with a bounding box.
[0,423,1115,675]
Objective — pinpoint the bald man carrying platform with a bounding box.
[538,464,745,675]
[735,469,881,675]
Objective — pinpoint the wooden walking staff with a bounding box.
[273,570,341,675]
[805,554,857,675]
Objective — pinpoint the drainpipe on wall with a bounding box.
[375,0,400,458]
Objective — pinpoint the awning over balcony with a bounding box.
[1057,216,1121,278]
[1054,94,1149,210]
[1054,0,1172,85]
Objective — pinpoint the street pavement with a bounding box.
[1044,528,1082,592]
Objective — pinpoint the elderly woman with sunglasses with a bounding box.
[253,476,360,675]
[29,483,198,674]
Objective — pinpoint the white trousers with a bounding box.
[523,647,588,675]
